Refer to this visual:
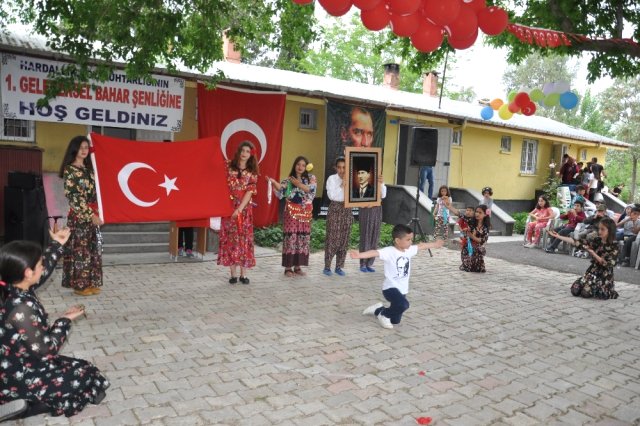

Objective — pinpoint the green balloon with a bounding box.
[507,90,517,103]
[530,88,544,102]
[545,93,560,107]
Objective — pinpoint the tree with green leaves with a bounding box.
[0,0,316,100]
[600,76,640,202]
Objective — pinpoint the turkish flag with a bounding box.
[90,133,233,223]
[198,84,285,227]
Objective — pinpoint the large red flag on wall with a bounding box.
[197,84,286,227]
[91,133,233,223]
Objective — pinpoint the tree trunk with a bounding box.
[631,154,638,203]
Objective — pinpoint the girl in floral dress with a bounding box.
[0,230,110,419]
[59,136,103,296]
[218,142,259,284]
[267,156,317,277]
[548,217,620,299]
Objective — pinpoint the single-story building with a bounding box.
[0,29,629,240]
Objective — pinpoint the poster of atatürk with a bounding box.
[322,101,386,214]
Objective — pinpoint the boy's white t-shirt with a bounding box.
[377,245,419,295]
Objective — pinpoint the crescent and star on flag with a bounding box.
[116,118,267,208]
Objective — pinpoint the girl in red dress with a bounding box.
[218,142,259,284]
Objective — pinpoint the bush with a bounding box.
[512,212,529,234]
[255,219,396,251]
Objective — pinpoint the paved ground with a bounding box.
[8,243,640,426]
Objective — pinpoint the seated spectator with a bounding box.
[574,204,607,258]
[592,193,615,219]
[545,200,586,253]
[571,185,587,207]
[615,204,634,240]
[611,183,624,197]
[618,206,640,267]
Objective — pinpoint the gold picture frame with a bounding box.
[344,147,382,208]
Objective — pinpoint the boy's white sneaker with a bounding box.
[362,302,383,316]
[377,313,393,329]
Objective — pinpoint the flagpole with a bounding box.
[87,133,105,223]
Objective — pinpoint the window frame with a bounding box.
[298,108,318,130]
[500,135,512,153]
[520,139,538,175]
[452,129,462,146]
[1,91,35,142]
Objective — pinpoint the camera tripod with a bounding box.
[408,168,433,257]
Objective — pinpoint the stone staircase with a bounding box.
[100,222,170,254]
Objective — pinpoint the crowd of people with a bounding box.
[1,137,635,421]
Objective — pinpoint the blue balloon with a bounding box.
[559,91,579,109]
[480,106,494,120]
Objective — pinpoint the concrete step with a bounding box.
[103,242,168,254]
[101,222,169,233]
[101,231,169,245]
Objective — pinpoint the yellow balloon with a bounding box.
[498,104,513,120]
[490,98,504,110]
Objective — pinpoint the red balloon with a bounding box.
[319,0,352,16]
[514,92,531,108]
[353,0,382,11]
[388,0,421,15]
[444,5,477,40]
[522,102,537,116]
[410,21,444,53]
[422,0,461,26]
[447,27,478,49]
[461,0,486,13]
[292,0,314,4]
[361,2,391,31]
[477,6,509,36]
[508,102,520,113]
[390,12,421,37]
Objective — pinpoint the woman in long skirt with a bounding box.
[218,141,259,285]
[358,176,386,272]
[548,217,619,299]
[59,136,103,296]
[268,156,317,277]
[324,157,352,276]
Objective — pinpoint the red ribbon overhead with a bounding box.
[507,23,640,49]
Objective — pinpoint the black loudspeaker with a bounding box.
[410,128,438,167]
[8,171,43,190]
[4,186,49,245]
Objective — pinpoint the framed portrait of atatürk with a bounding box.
[344,147,382,208]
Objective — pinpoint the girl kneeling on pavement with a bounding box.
[0,229,110,420]
[548,217,619,300]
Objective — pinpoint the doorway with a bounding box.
[396,123,452,197]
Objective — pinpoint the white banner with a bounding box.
[1,53,185,132]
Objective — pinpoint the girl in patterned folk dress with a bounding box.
[324,157,353,277]
[448,202,490,272]
[0,230,109,420]
[548,217,620,299]
[433,185,452,240]
[268,156,317,277]
[59,136,103,296]
[218,142,259,285]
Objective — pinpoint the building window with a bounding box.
[1,117,35,142]
[520,139,538,174]
[299,108,317,130]
[500,135,511,152]
[561,144,569,158]
[579,148,587,161]
[91,126,136,140]
[452,130,462,146]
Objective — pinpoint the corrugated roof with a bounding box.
[1,29,629,148]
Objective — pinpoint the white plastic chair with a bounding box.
[540,207,561,248]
